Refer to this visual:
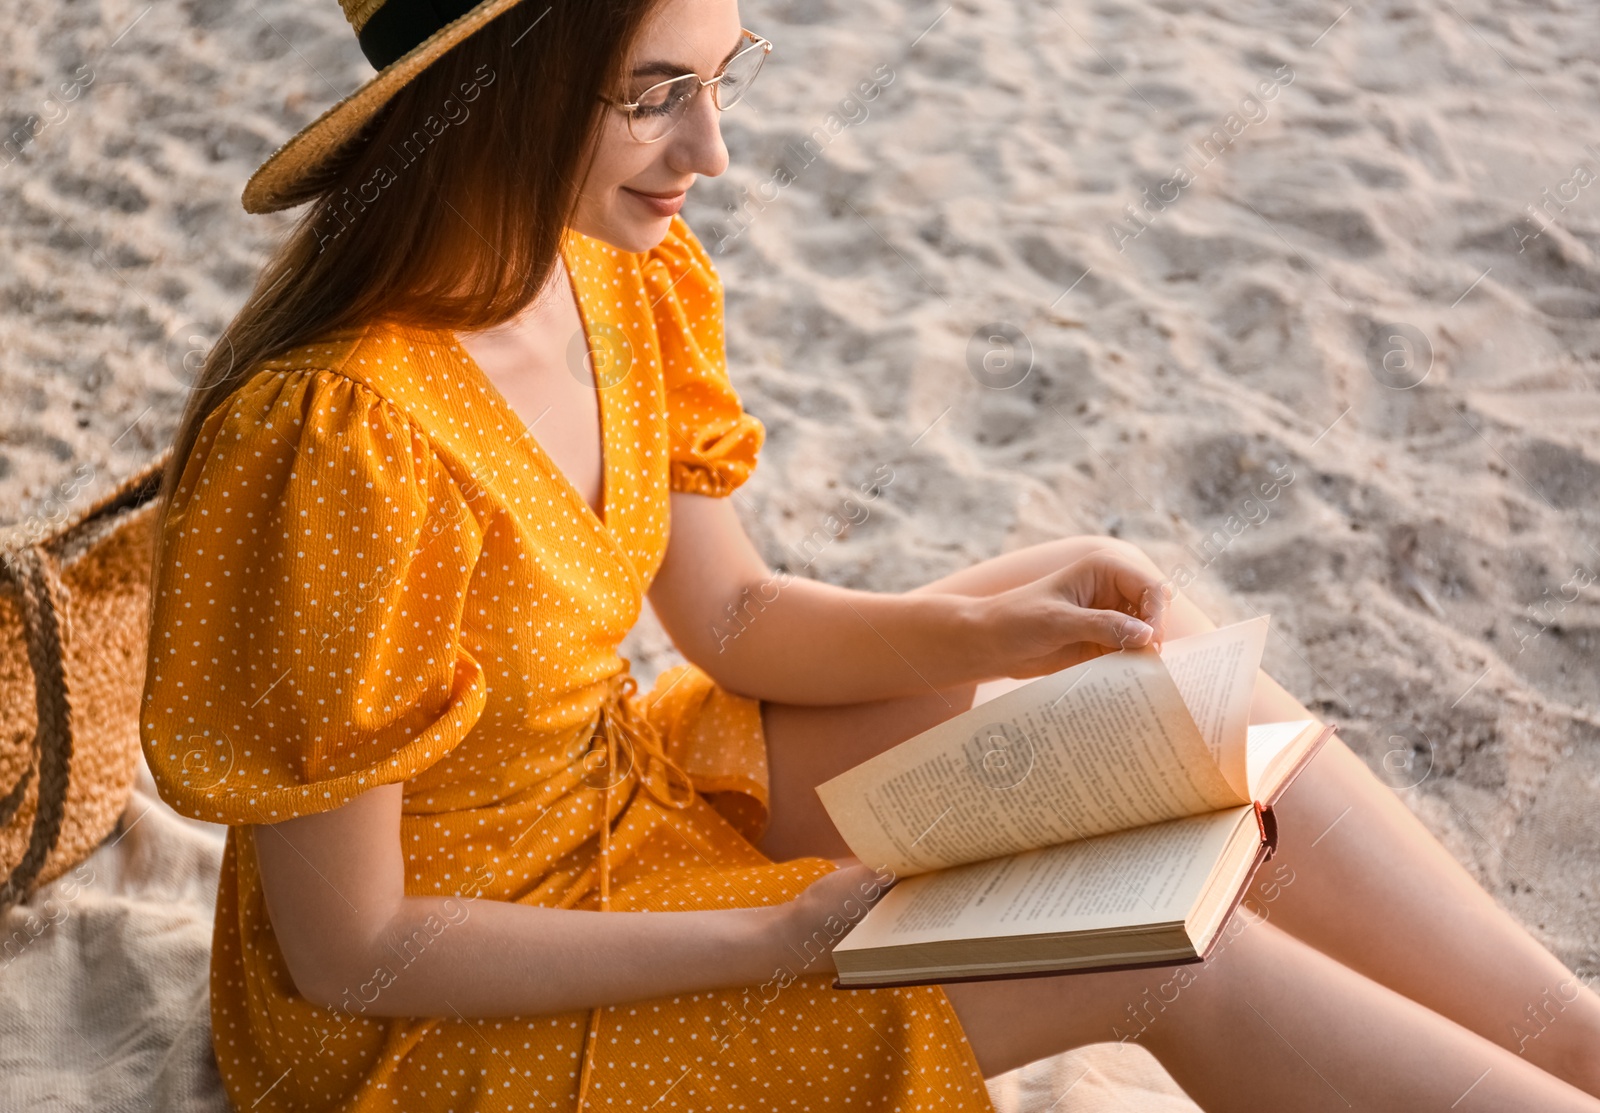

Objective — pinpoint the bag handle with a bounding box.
[0,546,75,909]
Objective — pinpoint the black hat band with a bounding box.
[358,0,482,71]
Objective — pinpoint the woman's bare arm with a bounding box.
[648,491,992,705]
[253,781,881,1018]
[648,492,1165,706]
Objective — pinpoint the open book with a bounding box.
[816,615,1334,989]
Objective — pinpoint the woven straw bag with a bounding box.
[0,455,166,910]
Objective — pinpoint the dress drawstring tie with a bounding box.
[574,668,696,1113]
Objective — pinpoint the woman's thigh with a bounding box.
[754,681,980,861]
[942,917,1600,1111]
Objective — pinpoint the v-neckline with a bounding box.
[451,237,614,537]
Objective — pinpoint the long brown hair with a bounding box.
[157,0,660,530]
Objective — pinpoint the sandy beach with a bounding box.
[2,0,1597,1107]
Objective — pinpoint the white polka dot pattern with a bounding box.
[139,215,995,1111]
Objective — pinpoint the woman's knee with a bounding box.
[1081,534,1166,577]
[910,533,1168,600]
[1064,536,1180,613]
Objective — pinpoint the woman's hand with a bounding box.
[970,548,1173,680]
[773,858,894,976]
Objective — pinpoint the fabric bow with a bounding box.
[574,666,697,1113]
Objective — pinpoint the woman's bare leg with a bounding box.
[755,680,979,862]
[1157,583,1600,1095]
[943,917,1600,1112]
[756,534,1600,1096]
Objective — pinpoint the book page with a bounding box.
[1247,720,1336,802]
[833,807,1255,952]
[1246,720,1313,796]
[815,650,1248,877]
[1158,616,1270,799]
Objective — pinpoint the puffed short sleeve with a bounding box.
[140,368,487,825]
[646,214,766,497]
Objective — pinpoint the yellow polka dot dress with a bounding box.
[141,215,995,1112]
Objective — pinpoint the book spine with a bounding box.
[832,951,1207,991]
[1255,800,1279,857]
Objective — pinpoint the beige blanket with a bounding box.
[0,762,230,1111]
[0,755,1198,1112]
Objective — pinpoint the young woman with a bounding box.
[140,0,1600,1109]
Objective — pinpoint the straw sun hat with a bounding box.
[242,0,533,214]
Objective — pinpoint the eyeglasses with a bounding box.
[601,28,773,144]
